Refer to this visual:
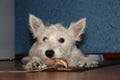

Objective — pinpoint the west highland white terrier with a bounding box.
[22,14,97,70]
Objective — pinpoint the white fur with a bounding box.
[22,14,97,70]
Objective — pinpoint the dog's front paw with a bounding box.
[78,57,98,67]
[24,56,47,70]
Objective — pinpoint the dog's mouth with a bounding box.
[45,58,55,66]
[45,58,68,68]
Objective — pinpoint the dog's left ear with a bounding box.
[69,18,86,41]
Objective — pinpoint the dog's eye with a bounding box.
[43,37,48,42]
[58,38,65,43]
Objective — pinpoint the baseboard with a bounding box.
[15,54,27,60]
[103,53,120,60]
[15,53,120,60]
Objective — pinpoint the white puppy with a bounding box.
[22,14,97,70]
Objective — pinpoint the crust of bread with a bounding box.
[52,58,68,68]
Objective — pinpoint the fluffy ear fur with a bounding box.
[69,18,86,41]
[29,14,44,37]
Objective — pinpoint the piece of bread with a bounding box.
[52,58,68,68]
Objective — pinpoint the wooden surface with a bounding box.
[0,61,120,80]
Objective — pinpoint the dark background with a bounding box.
[15,0,120,54]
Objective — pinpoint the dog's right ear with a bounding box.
[29,14,45,37]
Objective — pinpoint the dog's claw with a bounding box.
[78,57,98,68]
[38,65,47,70]
[24,56,46,70]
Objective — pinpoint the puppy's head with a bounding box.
[29,14,86,59]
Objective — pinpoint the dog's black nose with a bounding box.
[45,50,54,58]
